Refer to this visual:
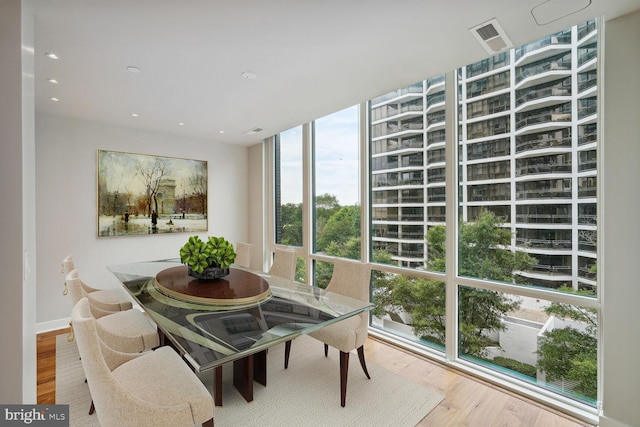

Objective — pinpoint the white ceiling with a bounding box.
[31,0,640,146]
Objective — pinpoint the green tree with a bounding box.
[315,193,341,239]
[373,210,536,357]
[315,237,362,288]
[537,287,597,399]
[316,205,360,252]
[459,211,536,282]
[278,203,302,246]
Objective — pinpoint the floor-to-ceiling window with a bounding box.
[274,125,306,281]
[268,18,600,421]
[455,19,599,409]
[368,76,449,351]
[312,105,360,287]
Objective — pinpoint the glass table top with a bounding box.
[107,258,373,372]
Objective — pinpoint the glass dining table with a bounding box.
[107,258,373,406]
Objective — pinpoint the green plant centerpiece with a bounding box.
[179,235,237,280]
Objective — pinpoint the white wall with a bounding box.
[35,115,250,329]
[600,9,640,427]
[0,0,34,404]
[21,0,37,403]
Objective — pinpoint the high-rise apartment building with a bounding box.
[370,20,598,291]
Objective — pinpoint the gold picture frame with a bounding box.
[97,149,208,237]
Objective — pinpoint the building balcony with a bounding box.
[528,264,573,276]
[515,127,572,153]
[516,58,572,85]
[427,131,446,147]
[578,214,597,226]
[515,84,570,108]
[516,213,572,225]
[578,74,597,93]
[427,155,445,165]
[372,215,399,222]
[578,186,596,198]
[399,232,426,239]
[516,238,572,250]
[427,92,445,108]
[400,213,424,221]
[578,104,597,120]
[515,163,571,177]
[516,188,572,200]
[578,266,597,281]
[578,159,597,172]
[399,196,424,204]
[577,20,597,41]
[371,103,424,122]
[515,33,572,62]
[425,75,445,94]
[578,46,597,67]
[516,110,571,131]
[370,83,424,106]
[578,242,597,253]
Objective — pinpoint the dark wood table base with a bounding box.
[161,329,268,406]
[214,350,267,406]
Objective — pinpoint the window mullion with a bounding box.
[302,122,313,284]
[444,69,459,362]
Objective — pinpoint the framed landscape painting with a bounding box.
[97,149,208,237]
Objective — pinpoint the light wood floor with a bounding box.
[37,328,592,426]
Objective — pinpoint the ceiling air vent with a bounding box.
[470,18,513,54]
[244,127,265,135]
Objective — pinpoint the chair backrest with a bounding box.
[72,299,214,427]
[62,255,75,275]
[71,298,123,421]
[65,270,111,319]
[65,269,86,306]
[326,258,370,302]
[62,255,101,298]
[268,248,296,281]
[235,242,253,268]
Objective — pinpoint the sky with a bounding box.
[279,105,360,206]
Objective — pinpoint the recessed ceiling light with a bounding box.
[127,66,141,73]
[50,97,59,102]
[178,122,185,126]
[219,130,225,134]
[131,113,139,117]
[45,52,59,60]
[48,78,59,84]
[241,71,257,80]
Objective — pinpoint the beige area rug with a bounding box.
[56,334,443,426]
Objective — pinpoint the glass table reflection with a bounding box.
[107,258,373,405]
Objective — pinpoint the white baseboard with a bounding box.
[37,317,71,334]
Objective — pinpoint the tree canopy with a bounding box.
[373,211,535,356]
[537,287,597,399]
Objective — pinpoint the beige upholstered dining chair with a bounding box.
[66,270,159,353]
[71,297,214,427]
[268,247,296,281]
[62,255,132,318]
[235,242,253,268]
[284,258,371,406]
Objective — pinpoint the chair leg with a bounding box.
[88,400,95,415]
[339,351,350,407]
[203,418,214,427]
[324,343,329,357]
[284,340,291,369]
[214,366,223,406]
[357,345,371,379]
